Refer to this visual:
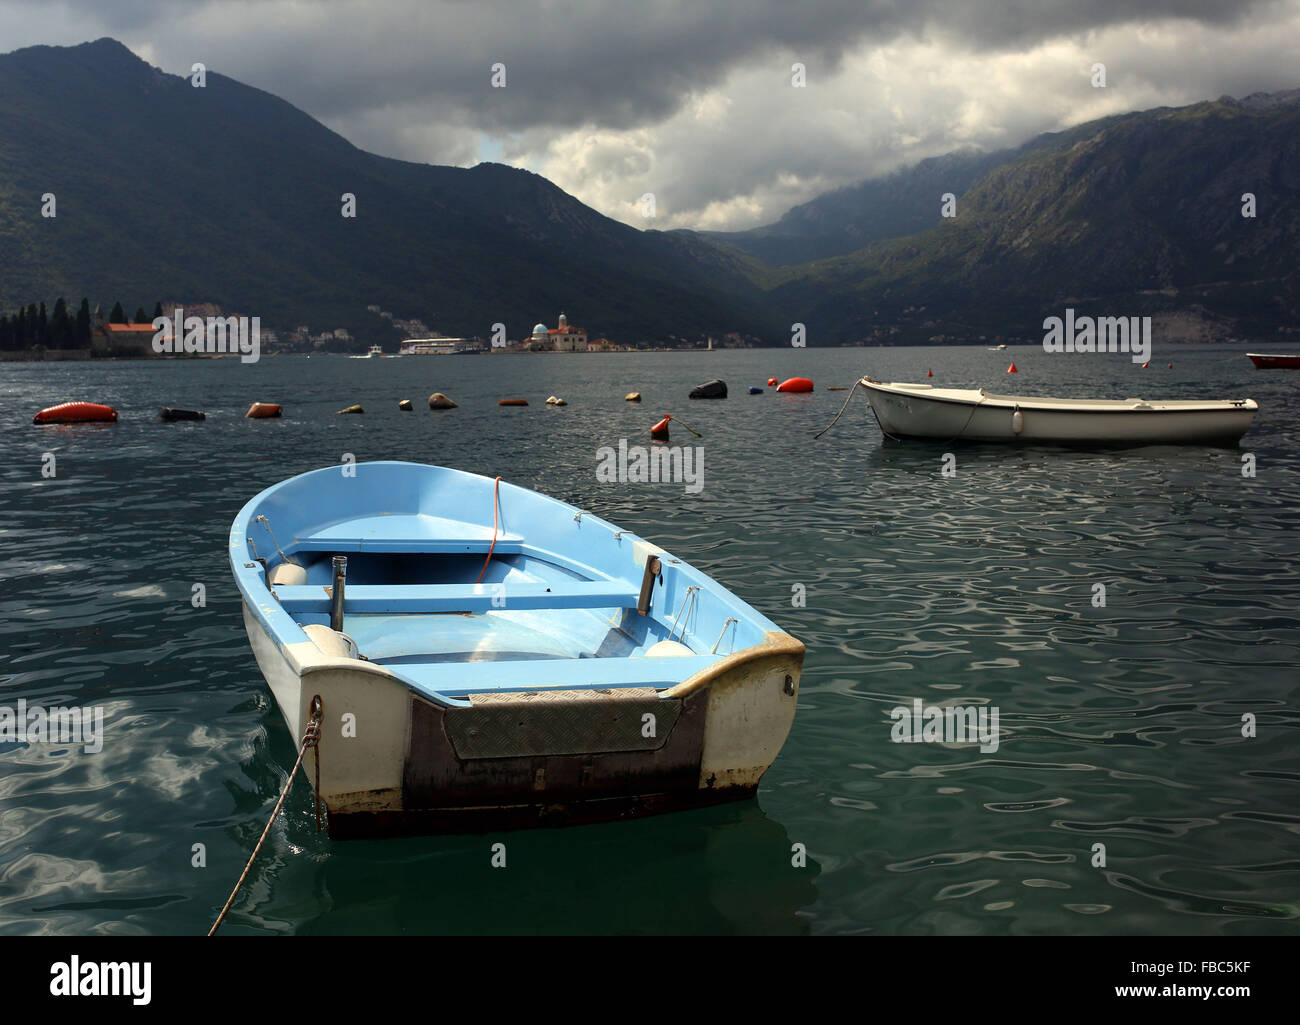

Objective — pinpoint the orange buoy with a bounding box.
[767,377,778,387]
[245,402,282,418]
[1167,363,1173,370]
[926,369,933,377]
[776,377,814,393]
[498,398,528,406]
[1141,361,1150,369]
[33,401,118,424]
[1007,362,1017,374]
[651,416,670,441]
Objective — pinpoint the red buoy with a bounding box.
[498,398,529,407]
[1141,361,1150,369]
[1007,362,1017,374]
[650,416,670,441]
[926,369,933,377]
[33,401,118,424]
[776,377,814,393]
[767,377,778,387]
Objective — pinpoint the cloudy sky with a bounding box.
[3,1,1299,230]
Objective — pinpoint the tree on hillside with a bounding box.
[109,301,126,323]
[76,298,91,347]
[38,301,48,347]
[52,297,75,350]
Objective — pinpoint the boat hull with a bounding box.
[241,600,802,837]
[862,380,1257,446]
[1247,353,1300,369]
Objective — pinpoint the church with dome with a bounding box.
[530,313,587,352]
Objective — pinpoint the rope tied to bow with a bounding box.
[208,695,323,936]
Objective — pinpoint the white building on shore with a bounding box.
[531,313,587,351]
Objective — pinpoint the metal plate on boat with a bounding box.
[446,688,680,759]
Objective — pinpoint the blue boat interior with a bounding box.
[231,464,776,705]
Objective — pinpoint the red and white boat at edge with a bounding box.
[1247,353,1300,369]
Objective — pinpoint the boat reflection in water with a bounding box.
[292,798,820,935]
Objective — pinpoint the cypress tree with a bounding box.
[152,301,164,320]
[0,315,12,352]
[109,301,126,324]
[52,298,67,349]
[77,298,91,346]
[38,301,48,347]
[133,307,147,324]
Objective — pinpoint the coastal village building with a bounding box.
[531,313,587,352]
[91,321,157,356]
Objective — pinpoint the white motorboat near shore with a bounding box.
[859,377,1257,445]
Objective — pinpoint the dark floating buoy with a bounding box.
[429,393,458,409]
[651,416,671,441]
[34,401,118,424]
[158,407,205,422]
[336,404,364,414]
[776,377,813,393]
[748,386,764,394]
[498,398,529,406]
[398,399,414,411]
[245,402,282,418]
[689,379,727,400]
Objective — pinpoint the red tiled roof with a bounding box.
[102,322,158,333]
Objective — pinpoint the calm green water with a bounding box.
[1,345,1297,935]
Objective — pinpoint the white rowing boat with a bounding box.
[859,377,1257,445]
[229,462,804,837]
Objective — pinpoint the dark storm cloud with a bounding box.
[15,0,1279,130]
[1,0,1296,228]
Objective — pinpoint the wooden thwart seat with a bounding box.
[275,580,641,615]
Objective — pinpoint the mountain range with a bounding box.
[1,38,1297,347]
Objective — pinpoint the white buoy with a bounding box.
[1012,408,1024,434]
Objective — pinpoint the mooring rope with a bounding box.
[814,377,989,445]
[474,476,503,585]
[208,696,322,936]
[813,378,865,439]
[254,514,301,567]
[665,414,703,437]
[669,585,699,643]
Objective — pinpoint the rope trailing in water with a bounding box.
[812,378,865,439]
[665,414,703,437]
[474,476,503,585]
[208,696,323,937]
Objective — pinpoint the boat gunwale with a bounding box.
[230,461,794,706]
[859,377,1258,413]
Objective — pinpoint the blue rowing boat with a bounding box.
[229,462,804,837]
